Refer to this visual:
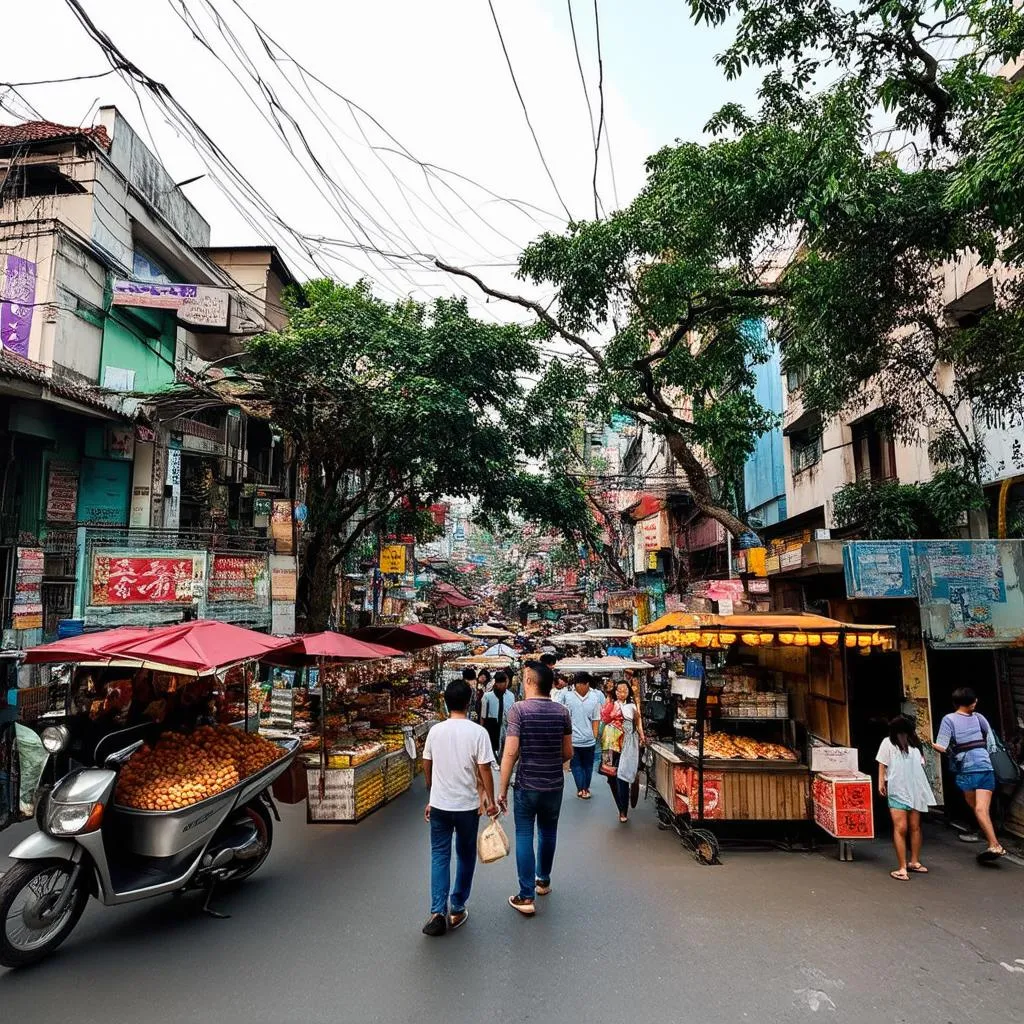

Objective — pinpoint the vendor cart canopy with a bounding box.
[447,655,517,668]
[555,656,653,673]
[633,612,894,650]
[23,626,153,664]
[545,633,593,645]
[466,625,513,638]
[24,620,293,674]
[350,623,467,651]
[584,628,636,640]
[482,643,517,657]
[268,632,402,666]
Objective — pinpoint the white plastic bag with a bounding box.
[477,815,510,864]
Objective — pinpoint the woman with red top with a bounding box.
[600,681,645,823]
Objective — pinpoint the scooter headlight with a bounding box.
[46,801,104,836]
[41,724,70,753]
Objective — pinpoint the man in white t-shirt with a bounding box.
[421,679,496,937]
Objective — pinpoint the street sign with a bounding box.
[379,544,407,574]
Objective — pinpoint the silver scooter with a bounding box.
[0,730,299,968]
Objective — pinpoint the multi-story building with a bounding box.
[0,109,299,655]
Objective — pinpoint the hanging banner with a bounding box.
[271,500,294,554]
[640,511,670,551]
[271,567,297,601]
[208,554,268,602]
[112,280,197,309]
[843,541,915,598]
[91,554,200,606]
[379,544,407,575]
[46,462,80,523]
[0,254,37,358]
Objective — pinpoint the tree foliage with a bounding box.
[442,0,1024,536]
[832,470,985,539]
[245,280,586,628]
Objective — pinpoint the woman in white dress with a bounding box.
[876,716,936,881]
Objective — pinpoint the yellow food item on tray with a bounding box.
[687,733,798,762]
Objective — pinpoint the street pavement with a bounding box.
[2,777,1023,1023]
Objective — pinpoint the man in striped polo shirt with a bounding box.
[497,660,573,915]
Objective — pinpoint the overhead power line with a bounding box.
[486,0,574,221]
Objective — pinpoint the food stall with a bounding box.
[295,627,450,824]
[633,613,893,862]
[17,620,298,819]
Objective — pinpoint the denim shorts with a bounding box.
[955,770,996,793]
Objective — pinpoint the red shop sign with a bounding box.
[91,555,197,606]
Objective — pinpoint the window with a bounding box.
[786,363,809,393]
[790,428,821,474]
[852,417,897,483]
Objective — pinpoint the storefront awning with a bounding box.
[633,612,894,650]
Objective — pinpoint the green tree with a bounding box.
[245,280,581,629]
[441,0,1024,533]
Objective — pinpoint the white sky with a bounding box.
[2,0,759,321]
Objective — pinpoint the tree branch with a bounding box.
[435,259,606,366]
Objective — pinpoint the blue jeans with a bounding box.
[429,807,479,915]
[570,744,596,792]
[513,786,563,899]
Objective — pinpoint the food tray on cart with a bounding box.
[677,748,808,772]
[112,735,299,857]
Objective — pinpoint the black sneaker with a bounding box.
[422,913,448,936]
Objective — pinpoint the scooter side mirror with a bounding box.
[104,739,144,769]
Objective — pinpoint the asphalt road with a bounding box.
[2,778,1023,1024]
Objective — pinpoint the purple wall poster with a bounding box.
[0,255,36,358]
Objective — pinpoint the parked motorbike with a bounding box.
[0,730,299,968]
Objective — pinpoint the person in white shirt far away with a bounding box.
[421,679,496,938]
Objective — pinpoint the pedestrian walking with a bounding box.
[421,679,497,937]
[474,670,491,722]
[564,673,604,799]
[600,681,646,823]
[934,687,1006,862]
[460,668,479,722]
[481,669,513,760]
[876,715,935,881]
[497,660,573,916]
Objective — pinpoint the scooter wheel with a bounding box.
[0,859,89,969]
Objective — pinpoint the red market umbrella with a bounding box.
[24,626,155,665]
[98,620,292,675]
[349,623,467,652]
[268,631,402,666]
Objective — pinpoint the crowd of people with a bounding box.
[420,659,646,936]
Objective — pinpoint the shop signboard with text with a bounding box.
[90,553,202,606]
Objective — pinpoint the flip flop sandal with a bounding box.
[977,849,1005,863]
[908,864,928,873]
[890,870,910,881]
[580,792,592,800]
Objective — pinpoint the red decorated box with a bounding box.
[812,771,874,840]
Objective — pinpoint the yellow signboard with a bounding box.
[379,544,407,574]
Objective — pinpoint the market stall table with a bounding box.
[634,613,893,863]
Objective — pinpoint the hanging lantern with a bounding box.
[844,634,857,647]
[807,633,822,647]
[778,632,794,645]
[683,631,699,645]
[759,632,774,645]
[793,632,808,646]
[719,632,737,645]
[822,633,839,646]
[694,634,709,648]
[741,633,760,646]
[871,632,885,646]
[858,633,872,648]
